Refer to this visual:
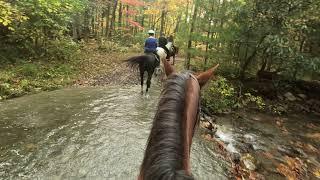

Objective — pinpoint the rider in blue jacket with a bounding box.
[144,30,158,54]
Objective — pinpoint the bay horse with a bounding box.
[138,58,219,180]
[125,43,174,93]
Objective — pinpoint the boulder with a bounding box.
[284,92,297,101]
[297,94,307,100]
[241,153,257,171]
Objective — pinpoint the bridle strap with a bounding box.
[189,73,198,84]
[188,73,201,132]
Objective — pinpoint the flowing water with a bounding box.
[0,84,229,180]
[214,110,320,179]
[1,83,319,180]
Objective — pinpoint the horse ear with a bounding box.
[162,59,175,76]
[196,64,219,88]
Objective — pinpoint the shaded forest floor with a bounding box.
[0,42,142,100]
[73,42,140,87]
[73,42,185,87]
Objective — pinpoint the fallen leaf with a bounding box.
[202,134,213,141]
[306,133,320,140]
[306,123,317,129]
[262,152,274,159]
[305,144,318,153]
[313,169,320,178]
[249,171,265,180]
[277,156,307,180]
[276,121,282,126]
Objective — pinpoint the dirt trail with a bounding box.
[73,44,139,86]
[73,43,185,87]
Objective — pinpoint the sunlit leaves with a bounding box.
[120,0,144,6]
[7,0,88,42]
[0,1,28,30]
[314,169,320,178]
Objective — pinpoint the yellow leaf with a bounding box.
[3,20,8,26]
[314,169,320,178]
[306,133,320,140]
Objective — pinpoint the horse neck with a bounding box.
[181,76,200,173]
[139,74,197,179]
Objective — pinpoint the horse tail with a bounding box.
[124,55,149,70]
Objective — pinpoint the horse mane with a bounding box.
[139,73,194,180]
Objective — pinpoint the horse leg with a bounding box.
[139,66,144,94]
[173,55,175,65]
[146,69,154,93]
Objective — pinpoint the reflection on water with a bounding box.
[0,85,229,179]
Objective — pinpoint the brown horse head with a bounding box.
[138,59,219,180]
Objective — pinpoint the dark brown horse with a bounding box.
[125,43,174,94]
[138,59,219,180]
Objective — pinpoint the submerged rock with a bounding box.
[201,121,217,133]
[235,142,254,153]
[284,92,297,101]
[203,113,216,124]
[277,145,306,157]
[241,153,257,171]
[231,152,241,164]
[297,94,307,100]
[200,113,217,134]
[277,95,284,101]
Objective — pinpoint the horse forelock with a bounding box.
[139,73,198,180]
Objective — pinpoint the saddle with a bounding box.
[145,52,160,63]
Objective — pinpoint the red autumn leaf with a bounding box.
[120,0,144,6]
[127,19,144,29]
[124,9,138,15]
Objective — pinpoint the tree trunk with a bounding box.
[100,10,104,38]
[185,0,190,24]
[84,9,90,41]
[141,8,145,28]
[91,7,95,36]
[239,35,268,80]
[174,14,181,33]
[185,0,199,69]
[105,5,110,37]
[72,19,79,41]
[95,8,99,38]
[159,9,166,35]
[126,5,129,28]
[109,0,118,37]
[204,3,214,69]
[204,30,210,69]
[118,2,122,28]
